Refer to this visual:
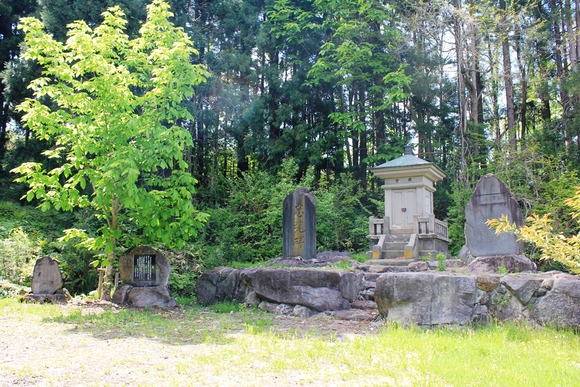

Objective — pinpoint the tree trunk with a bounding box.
[500,0,517,150]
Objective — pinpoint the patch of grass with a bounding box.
[2,298,579,386]
[351,252,369,263]
[208,301,245,313]
[332,259,353,270]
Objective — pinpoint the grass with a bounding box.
[1,298,579,386]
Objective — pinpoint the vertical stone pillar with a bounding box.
[283,188,316,259]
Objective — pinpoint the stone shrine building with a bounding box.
[368,145,449,259]
[112,246,176,307]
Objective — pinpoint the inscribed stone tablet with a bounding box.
[283,188,316,259]
[119,246,170,287]
[31,256,63,295]
[464,174,525,256]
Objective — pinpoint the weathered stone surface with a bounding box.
[118,246,170,287]
[501,276,543,305]
[467,255,536,274]
[195,270,221,305]
[464,174,525,257]
[375,273,477,325]
[242,268,350,312]
[283,188,316,259]
[196,267,363,312]
[31,256,63,295]
[195,265,580,328]
[532,280,580,327]
[293,305,313,318]
[126,285,176,308]
[23,292,66,304]
[328,310,376,321]
[111,284,132,305]
[339,272,363,302]
[476,275,500,292]
[488,286,525,321]
[408,261,429,272]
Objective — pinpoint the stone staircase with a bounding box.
[382,230,412,258]
[351,259,419,309]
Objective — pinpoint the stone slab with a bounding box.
[31,256,63,295]
[464,174,525,256]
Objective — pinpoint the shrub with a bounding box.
[488,185,580,274]
[0,227,39,286]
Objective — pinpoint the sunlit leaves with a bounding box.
[487,192,580,274]
[12,1,208,269]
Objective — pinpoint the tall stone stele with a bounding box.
[464,174,525,257]
[462,174,537,274]
[283,188,316,259]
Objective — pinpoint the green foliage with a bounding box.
[350,253,369,263]
[0,227,38,285]
[488,185,580,274]
[209,301,246,314]
[167,247,203,298]
[446,180,473,255]
[12,1,209,291]
[436,252,446,271]
[196,159,370,269]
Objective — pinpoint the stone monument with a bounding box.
[462,174,536,272]
[283,188,316,259]
[112,246,176,307]
[25,256,67,303]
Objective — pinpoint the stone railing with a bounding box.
[416,215,449,241]
[368,216,389,236]
[367,216,389,259]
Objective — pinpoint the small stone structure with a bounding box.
[368,145,448,259]
[283,188,316,259]
[24,256,67,303]
[112,246,176,307]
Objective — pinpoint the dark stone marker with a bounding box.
[464,174,525,257]
[283,188,316,259]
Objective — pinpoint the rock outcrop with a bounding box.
[375,272,580,328]
[195,267,373,320]
[196,259,580,328]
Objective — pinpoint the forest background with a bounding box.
[1,0,580,297]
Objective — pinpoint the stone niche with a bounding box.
[112,246,176,307]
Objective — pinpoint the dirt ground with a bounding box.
[0,301,382,387]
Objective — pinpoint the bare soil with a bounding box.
[0,301,381,386]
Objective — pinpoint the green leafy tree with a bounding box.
[12,0,209,299]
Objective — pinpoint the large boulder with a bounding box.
[467,255,537,274]
[114,285,176,307]
[195,267,364,312]
[375,272,477,325]
[531,279,580,327]
[242,268,351,312]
